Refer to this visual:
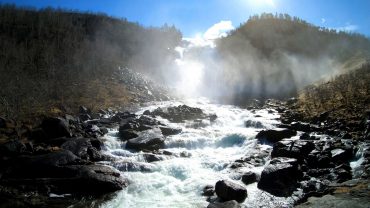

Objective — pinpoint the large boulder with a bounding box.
[61,138,102,161]
[41,117,72,139]
[241,172,258,185]
[149,105,207,122]
[257,157,300,197]
[159,126,182,136]
[207,200,241,208]
[0,139,26,156]
[271,140,315,161]
[126,128,165,151]
[215,180,248,203]
[2,151,126,195]
[256,129,296,144]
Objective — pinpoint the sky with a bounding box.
[1,0,370,38]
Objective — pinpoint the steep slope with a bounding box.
[0,5,181,118]
[215,13,370,103]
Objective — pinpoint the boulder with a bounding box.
[271,140,315,161]
[207,200,241,208]
[245,120,264,128]
[115,161,156,172]
[150,105,207,122]
[0,139,26,156]
[257,157,300,197]
[119,129,139,141]
[61,138,102,161]
[202,185,215,196]
[215,180,248,203]
[256,129,296,144]
[126,128,165,151]
[241,172,257,185]
[41,117,72,139]
[159,126,182,136]
[331,148,352,163]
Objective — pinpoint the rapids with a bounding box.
[99,98,297,208]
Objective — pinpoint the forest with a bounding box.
[215,13,370,102]
[0,4,181,118]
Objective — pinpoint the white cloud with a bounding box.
[184,20,235,48]
[203,20,235,40]
[321,18,326,24]
[335,24,358,32]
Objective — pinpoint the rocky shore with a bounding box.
[0,98,369,207]
[205,99,370,208]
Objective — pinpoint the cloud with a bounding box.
[321,18,326,24]
[203,20,235,40]
[335,24,358,32]
[184,20,235,48]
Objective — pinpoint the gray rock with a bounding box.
[126,128,165,151]
[256,128,297,144]
[215,180,248,203]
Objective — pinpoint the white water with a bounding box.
[99,98,295,208]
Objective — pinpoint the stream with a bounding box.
[98,98,298,208]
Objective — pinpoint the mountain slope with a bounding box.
[0,5,181,118]
[214,13,370,103]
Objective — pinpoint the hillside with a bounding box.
[0,5,181,118]
[215,13,370,103]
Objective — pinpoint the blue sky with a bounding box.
[1,0,369,38]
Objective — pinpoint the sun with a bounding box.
[247,0,276,8]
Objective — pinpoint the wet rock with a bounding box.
[159,126,182,136]
[241,172,257,185]
[258,157,300,197]
[207,200,241,208]
[0,139,26,156]
[79,106,91,114]
[79,114,91,122]
[215,180,248,203]
[149,105,207,122]
[289,122,311,132]
[256,128,297,144]
[331,148,352,163]
[41,117,72,139]
[2,164,127,195]
[119,129,139,141]
[142,153,166,162]
[126,128,165,151]
[202,185,215,196]
[271,140,315,161]
[115,161,155,172]
[244,120,264,128]
[61,138,102,161]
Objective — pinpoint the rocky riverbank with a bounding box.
[0,98,369,207]
[204,99,370,208]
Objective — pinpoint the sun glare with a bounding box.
[247,0,275,8]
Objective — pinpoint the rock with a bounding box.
[300,133,310,140]
[115,161,155,172]
[119,129,139,141]
[159,126,182,136]
[0,139,26,156]
[245,120,264,128]
[290,122,311,132]
[257,157,300,197]
[79,106,91,114]
[215,180,248,203]
[142,153,166,162]
[79,114,91,122]
[61,138,102,161]
[202,185,215,196]
[331,148,352,163]
[150,105,207,122]
[207,200,241,208]
[126,128,165,151]
[241,172,257,185]
[41,117,72,139]
[271,140,315,161]
[0,116,5,128]
[256,128,297,144]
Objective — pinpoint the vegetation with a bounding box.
[296,62,370,119]
[0,4,181,118]
[215,13,370,102]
